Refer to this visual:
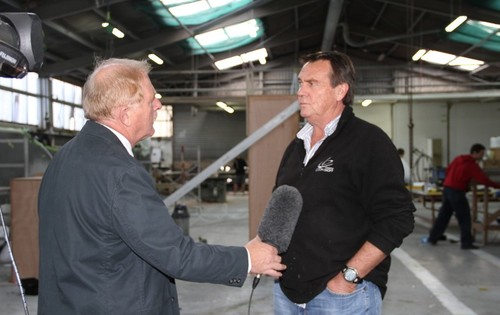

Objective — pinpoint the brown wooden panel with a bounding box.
[10,177,42,281]
[247,95,299,239]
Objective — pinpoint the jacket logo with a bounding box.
[315,157,334,172]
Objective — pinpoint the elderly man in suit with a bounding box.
[38,58,285,315]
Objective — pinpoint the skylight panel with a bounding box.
[225,19,259,38]
[412,49,485,72]
[446,19,500,52]
[158,0,252,26]
[477,21,500,34]
[195,29,228,46]
[168,1,210,17]
[214,48,268,70]
[420,50,456,65]
[241,48,268,64]
[208,0,234,8]
[449,56,484,71]
[186,18,264,54]
[160,0,192,5]
[215,56,244,70]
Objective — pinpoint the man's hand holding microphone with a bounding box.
[245,185,303,280]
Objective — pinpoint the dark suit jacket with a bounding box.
[38,120,248,315]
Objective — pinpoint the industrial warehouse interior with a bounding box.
[1,0,500,314]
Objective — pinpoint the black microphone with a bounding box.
[257,185,303,253]
[252,185,303,290]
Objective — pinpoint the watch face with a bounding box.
[344,268,357,281]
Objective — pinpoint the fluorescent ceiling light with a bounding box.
[111,27,125,38]
[101,22,124,38]
[216,101,234,114]
[361,99,372,107]
[195,29,229,46]
[412,49,427,61]
[445,16,467,32]
[148,53,164,65]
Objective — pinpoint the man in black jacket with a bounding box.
[273,51,415,314]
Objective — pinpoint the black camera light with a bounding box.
[0,12,43,78]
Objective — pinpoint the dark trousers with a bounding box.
[428,187,474,246]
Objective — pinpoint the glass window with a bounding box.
[52,102,85,131]
[153,105,173,138]
[51,78,84,131]
[51,78,82,104]
[0,91,40,125]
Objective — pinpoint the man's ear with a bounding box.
[117,106,131,127]
[335,83,349,102]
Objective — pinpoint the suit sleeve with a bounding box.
[110,163,248,286]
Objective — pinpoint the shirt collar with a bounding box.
[297,116,340,141]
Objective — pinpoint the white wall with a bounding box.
[353,100,500,168]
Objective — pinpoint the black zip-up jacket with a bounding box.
[275,106,415,303]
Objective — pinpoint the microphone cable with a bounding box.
[247,274,261,315]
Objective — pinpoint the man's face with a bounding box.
[128,74,162,143]
[473,150,485,161]
[296,60,347,124]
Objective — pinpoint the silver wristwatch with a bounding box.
[342,266,362,283]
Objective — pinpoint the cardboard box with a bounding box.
[490,148,500,161]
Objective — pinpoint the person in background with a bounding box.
[423,143,500,250]
[398,148,411,184]
[233,155,248,193]
[37,58,285,315]
[272,51,415,314]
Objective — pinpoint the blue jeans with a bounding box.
[273,280,382,315]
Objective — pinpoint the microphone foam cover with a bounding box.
[257,185,303,253]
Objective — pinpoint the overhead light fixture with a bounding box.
[148,53,164,65]
[101,22,125,39]
[412,49,484,71]
[216,101,235,114]
[215,48,268,70]
[361,99,372,107]
[445,16,467,32]
[412,49,427,61]
[111,28,125,38]
[155,93,162,99]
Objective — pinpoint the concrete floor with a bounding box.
[1,193,500,315]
